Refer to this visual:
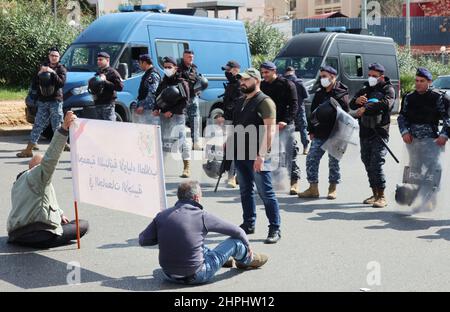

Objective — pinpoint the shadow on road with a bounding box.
[101,268,245,291]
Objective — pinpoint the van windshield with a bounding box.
[61,44,123,72]
[274,56,323,79]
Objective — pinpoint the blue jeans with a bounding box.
[162,238,251,285]
[30,100,63,144]
[235,160,281,230]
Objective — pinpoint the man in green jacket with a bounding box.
[7,111,89,248]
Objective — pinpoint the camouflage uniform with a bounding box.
[306,138,341,184]
[30,100,63,144]
[360,136,388,188]
[398,88,450,173]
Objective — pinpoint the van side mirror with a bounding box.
[117,63,129,80]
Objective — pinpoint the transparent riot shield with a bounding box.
[267,123,295,193]
[131,107,160,125]
[202,118,233,183]
[321,105,359,161]
[394,138,448,214]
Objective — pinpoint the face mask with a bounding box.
[164,68,175,77]
[320,78,331,88]
[368,76,379,87]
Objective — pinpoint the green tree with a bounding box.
[0,0,93,86]
[245,19,287,68]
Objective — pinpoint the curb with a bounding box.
[0,126,32,137]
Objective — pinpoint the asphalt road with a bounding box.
[1,127,450,292]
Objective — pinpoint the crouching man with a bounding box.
[139,181,268,285]
[7,111,89,248]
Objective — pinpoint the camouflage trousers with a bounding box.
[360,136,388,189]
[30,100,63,144]
[95,104,116,121]
[187,96,201,144]
[306,138,341,184]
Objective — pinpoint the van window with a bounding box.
[118,46,149,79]
[341,54,363,78]
[324,57,339,74]
[155,41,189,67]
[274,56,323,79]
[61,44,123,72]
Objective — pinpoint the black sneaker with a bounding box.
[264,229,281,244]
[239,223,255,235]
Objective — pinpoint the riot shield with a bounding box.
[131,107,160,125]
[267,123,295,193]
[321,105,359,161]
[394,138,448,214]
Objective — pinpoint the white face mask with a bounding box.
[164,68,175,77]
[320,78,332,88]
[368,76,379,87]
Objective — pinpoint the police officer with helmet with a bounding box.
[17,47,67,158]
[153,56,192,178]
[350,63,396,208]
[88,51,123,121]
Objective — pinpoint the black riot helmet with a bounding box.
[88,76,105,96]
[202,159,222,179]
[156,83,187,109]
[193,74,209,93]
[38,71,56,97]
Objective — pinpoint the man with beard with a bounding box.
[230,68,281,244]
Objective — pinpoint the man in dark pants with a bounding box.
[213,60,243,188]
[17,47,67,158]
[178,50,202,150]
[133,54,160,123]
[92,52,124,121]
[260,61,300,195]
[231,68,281,244]
[350,63,395,208]
[153,56,192,178]
[284,66,310,155]
[139,181,268,285]
[8,111,89,248]
[397,68,449,198]
[299,66,349,200]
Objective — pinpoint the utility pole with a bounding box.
[361,0,367,30]
[406,0,411,49]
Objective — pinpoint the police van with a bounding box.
[273,28,401,115]
[27,4,251,127]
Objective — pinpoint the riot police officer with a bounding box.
[17,47,67,158]
[260,61,300,195]
[215,60,243,188]
[299,65,349,200]
[133,54,161,123]
[398,67,449,178]
[178,49,202,150]
[90,51,123,121]
[350,63,396,208]
[153,56,192,178]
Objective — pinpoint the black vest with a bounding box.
[231,92,269,160]
[404,90,441,125]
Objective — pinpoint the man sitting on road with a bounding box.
[7,111,89,248]
[139,181,268,285]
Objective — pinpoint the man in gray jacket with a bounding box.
[7,111,89,248]
[139,181,268,285]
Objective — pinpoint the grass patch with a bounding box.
[0,85,28,101]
